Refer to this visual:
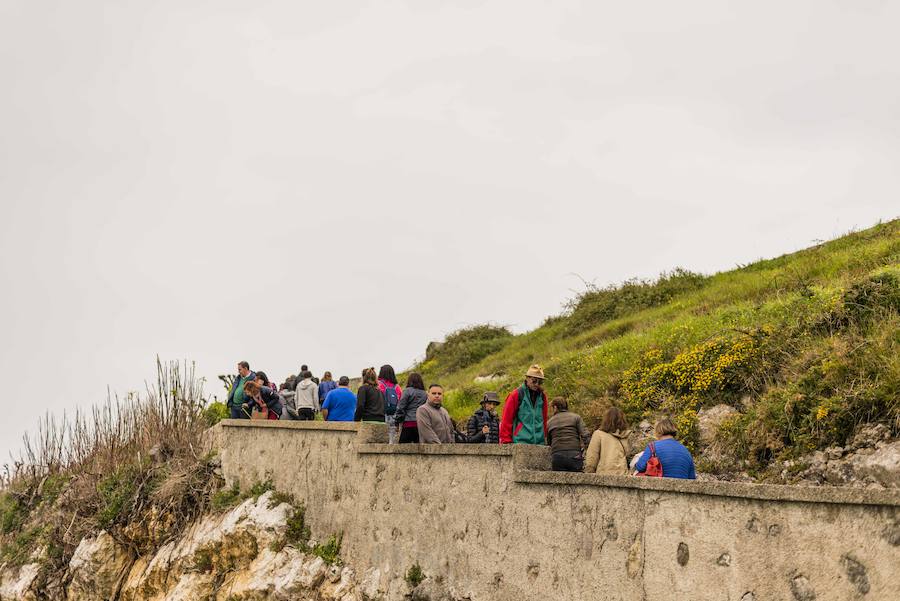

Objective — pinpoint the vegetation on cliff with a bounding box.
[0,361,223,591]
[419,220,900,479]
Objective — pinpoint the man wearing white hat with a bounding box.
[499,365,548,445]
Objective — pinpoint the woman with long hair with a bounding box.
[584,407,632,475]
[393,372,427,443]
[377,364,403,443]
[355,367,385,423]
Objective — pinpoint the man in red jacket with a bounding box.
[499,365,548,444]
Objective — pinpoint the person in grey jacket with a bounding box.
[416,384,455,444]
[393,372,428,443]
[294,370,320,420]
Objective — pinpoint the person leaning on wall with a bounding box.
[499,364,549,445]
[583,407,632,475]
[393,372,428,443]
[633,416,696,479]
[416,384,455,444]
[294,370,320,420]
[466,392,501,444]
[355,367,385,423]
[227,361,257,419]
[545,397,589,471]
[242,380,283,420]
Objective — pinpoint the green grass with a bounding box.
[415,220,900,474]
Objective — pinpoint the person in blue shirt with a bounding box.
[321,376,357,422]
[634,416,696,479]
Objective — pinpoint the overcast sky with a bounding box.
[1,1,898,463]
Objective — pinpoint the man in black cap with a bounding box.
[466,392,501,444]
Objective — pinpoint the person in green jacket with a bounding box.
[499,364,549,444]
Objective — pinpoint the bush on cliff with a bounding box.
[0,360,224,582]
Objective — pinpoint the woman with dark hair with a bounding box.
[242,380,282,420]
[545,398,589,472]
[377,364,403,443]
[584,407,632,475]
[393,372,427,443]
[255,371,273,388]
[355,367,385,423]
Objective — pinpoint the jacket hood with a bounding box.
[298,379,315,390]
[608,429,632,440]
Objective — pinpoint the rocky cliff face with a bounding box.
[0,491,411,601]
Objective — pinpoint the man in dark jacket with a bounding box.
[466,392,501,444]
[227,361,257,419]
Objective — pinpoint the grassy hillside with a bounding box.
[417,220,900,476]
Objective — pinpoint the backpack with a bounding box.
[642,441,663,477]
[382,382,399,416]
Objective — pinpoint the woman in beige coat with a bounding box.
[584,407,632,475]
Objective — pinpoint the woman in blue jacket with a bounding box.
[634,416,696,479]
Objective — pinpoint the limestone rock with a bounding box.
[697,404,738,445]
[851,440,900,488]
[66,531,133,601]
[0,563,40,601]
[849,423,891,450]
[473,373,504,384]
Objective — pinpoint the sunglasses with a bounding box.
[530,378,544,385]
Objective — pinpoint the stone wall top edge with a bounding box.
[514,469,900,507]
[357,443,513,456]
[219,419,361,432]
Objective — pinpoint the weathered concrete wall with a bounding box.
[216,420,900,601]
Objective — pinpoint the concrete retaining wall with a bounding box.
[215,420,900,601]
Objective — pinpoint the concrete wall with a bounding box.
[216,420,900,601]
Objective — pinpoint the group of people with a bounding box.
[224,361,695,479]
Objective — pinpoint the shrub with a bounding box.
[422,325,513,375]
[312,534,343,565]
[406,562,425,587]
[211,482,243,512]
[203,401,229,426]
[96,465,141,529]
[564,268,707,334]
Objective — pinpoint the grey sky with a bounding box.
[1,1,898,463]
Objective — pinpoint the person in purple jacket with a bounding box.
[634,416,696,479]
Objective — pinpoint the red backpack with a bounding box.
[641,441,663,477]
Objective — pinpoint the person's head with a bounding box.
[601,407,629,434]
[256,371,270,386]
[524,364,545,391]
[406,372,425,391]
[654,416,678,439]
[362,367,377,386]
[301,370,313,380]
[378,364,397,384]
[323,371,333,381]
[237,361,250,377]
[301,364,308,372]
[338,376,350,387]
[427,384,444,406]
[551,397,567,415]
[243,380,261,396]
[481,392,499,413]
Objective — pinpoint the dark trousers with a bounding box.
[229,404,249,419]
[297,408,315,420]
[552,450,583,472]
[398,425,420,443]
